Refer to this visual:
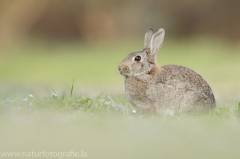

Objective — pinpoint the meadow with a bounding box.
[0,38,240,159]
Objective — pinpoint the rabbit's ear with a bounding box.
[144,28,154,49]
[150,28,165,56]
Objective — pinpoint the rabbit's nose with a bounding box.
[118,66,121,72]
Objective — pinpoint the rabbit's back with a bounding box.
[154,64,215,113]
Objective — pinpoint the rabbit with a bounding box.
[118,28,215,114]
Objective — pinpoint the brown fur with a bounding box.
[148,63,159,76]
[118,28,215,114]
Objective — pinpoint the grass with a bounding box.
[0,37,240,159]
[0,91,240,159]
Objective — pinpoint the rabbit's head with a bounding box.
[118,28,165,77]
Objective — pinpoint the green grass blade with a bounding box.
[50,87,58,95]
[70,79,74,97]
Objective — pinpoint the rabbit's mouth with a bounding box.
[119,71,130,77]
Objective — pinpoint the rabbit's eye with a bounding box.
[134,56,141,61]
